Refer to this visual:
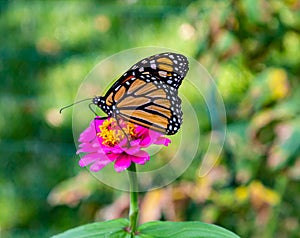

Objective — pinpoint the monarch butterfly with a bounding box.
[92,52,189,135]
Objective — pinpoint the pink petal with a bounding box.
[90,159,112,172]
[122,143,141,155]
[139,136,152,147]
[114,154,131,172]
[135,125,148,135]
[154,137,171,146]
[96,136,104,145]
[78,122,96,142]
[129,140,142,147]
[107,153,121,161]
[108,146,124,154]
[117,138,130,148]
[131,151,150,165]
[78,153,101,167]
[76,141,99,154]
[136,127,166,148]
[148,130,164,138]
[94,117,105,129]
[99,143,123,154]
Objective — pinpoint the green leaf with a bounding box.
[51,218,131,238]
[136,221,240,238]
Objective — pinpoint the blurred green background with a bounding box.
[1,0,300,237]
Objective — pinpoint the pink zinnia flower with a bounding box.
[76,116,171,172]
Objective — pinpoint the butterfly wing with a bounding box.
[95,52,189,135]
[129,52,189,89]
[114,71,183,135]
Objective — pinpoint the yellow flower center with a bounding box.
[96,118,136,146]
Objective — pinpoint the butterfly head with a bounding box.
[93,96,113,116]
[92,96,103,106]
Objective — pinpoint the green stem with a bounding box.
[128,163,139,236]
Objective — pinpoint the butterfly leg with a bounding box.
[115,119,131,148]
[89,103,98,116]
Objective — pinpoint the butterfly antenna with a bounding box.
[59,98,93,114]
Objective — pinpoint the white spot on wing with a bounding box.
[151,64,156,69]
[115,85,121,91]
[158,71,167,77]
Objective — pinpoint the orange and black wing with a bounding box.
[95,52,189,135]
[108,71,183,135]
[129,52,189,89]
